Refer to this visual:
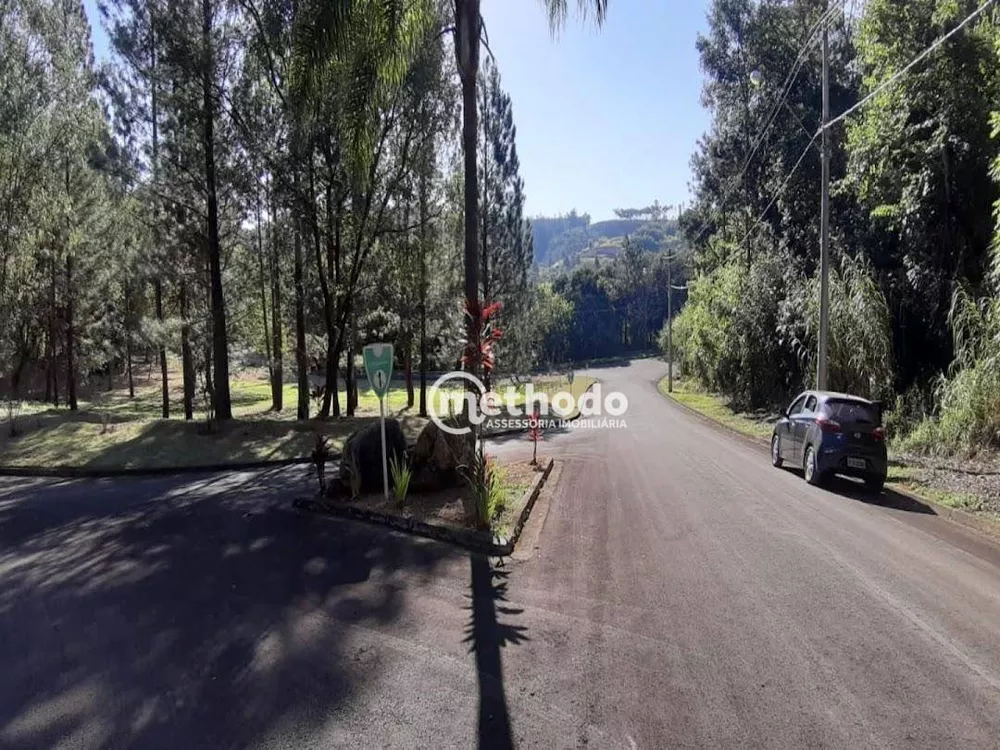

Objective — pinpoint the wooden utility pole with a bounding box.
[817,9,831,390]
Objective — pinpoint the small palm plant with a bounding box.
[460,442,506,530]
[389,454,412,506]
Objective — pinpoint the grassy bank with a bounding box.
[657,376,989,517]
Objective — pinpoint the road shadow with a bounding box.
[822,474,937,515]
[463,555,529,750]
[0,470,458,749]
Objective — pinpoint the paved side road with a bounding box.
[2,359,1000,748]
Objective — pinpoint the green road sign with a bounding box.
[363,343,394,399]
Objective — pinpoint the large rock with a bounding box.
[409,419,474,492]
[339,418,406,495]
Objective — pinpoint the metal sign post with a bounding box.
[363,343,394,500]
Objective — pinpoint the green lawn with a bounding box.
[0,372,592,471]
[656,376,985,515]
[0,375,426,471]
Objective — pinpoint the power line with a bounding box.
[739,0,845,180]
[822,0,999,133]
[738,133,818,248]
[702,0,997,254]
[689,0,847,246]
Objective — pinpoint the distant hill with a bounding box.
[531,210,678,268]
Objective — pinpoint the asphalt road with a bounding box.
[3,359,1000,748]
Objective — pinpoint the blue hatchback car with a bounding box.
[771,391,888,491]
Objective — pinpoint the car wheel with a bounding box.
[804,445,824,486]
[865,475,885,493]
[771,434,784,468]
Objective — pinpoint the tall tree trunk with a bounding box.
[201,0,232,421]
[346,307,358,417]
[307,155,336,419]
[405,345,414,408]
[65,253,77,411]
[269,187,283,411]
[322,161,342,419]
[126,338,134,398]
[331,342,342,417]
[293,187,309,420]
[180,282,195,420]
[332,192,343,418]
[151,19,168,419]
[256,182,273,403]
[63,154,77,412]
[480,133,491,391]
[419,166,428,417]
[455,0,482,384]
[47,256,58,406]
[45,340,53,404]
[155,281,169,416]
[203,341,214,416]
[481,88,490,305]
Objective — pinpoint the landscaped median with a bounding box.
[658,376,1000,533]
[293,457,555,555]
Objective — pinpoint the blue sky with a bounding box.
[483,0,710,221]
[83,0,711,222]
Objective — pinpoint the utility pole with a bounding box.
[667,245,673,393]
[817,6,831,391]
[666,204,682,393]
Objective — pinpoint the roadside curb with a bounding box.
[658,382,1000,541]
[291,457,555,556]
[661,385,771,455]
[481,381,597,440]
[0,455,329,479]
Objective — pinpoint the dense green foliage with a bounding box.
[542,229,689,364]
[677,0,1000,453]
[0,0,607,429]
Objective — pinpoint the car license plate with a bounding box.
[847,457,867,470]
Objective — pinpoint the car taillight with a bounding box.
[872,427,885,441]
[817,417,842,434]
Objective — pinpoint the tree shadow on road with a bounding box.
[463,555,529,750]
[0,469,459,749]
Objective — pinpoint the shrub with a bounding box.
[389,454,412,505]
[460,442,507,530]
[669,255,799,409]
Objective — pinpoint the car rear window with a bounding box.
[822,400,879,424]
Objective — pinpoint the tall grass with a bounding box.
[665,250,894,409]
[903,115,1000,455]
